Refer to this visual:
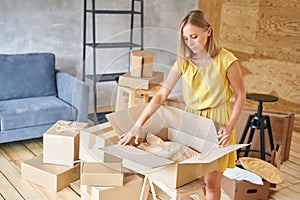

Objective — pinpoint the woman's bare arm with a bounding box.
[118,65,182,145]
[218,61,246,147]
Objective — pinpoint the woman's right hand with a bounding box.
[118,125,144,146]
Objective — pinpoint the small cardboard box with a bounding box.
[104,105,248,188]
[81,162,124,186]
[79,122,120,162]
[91,174,143,200]
[236,108,295,162]
[221,175,270,200]
[130,50,153,77]
[118,71,164,90]
[21,155,80,192]
[43,120,89,166]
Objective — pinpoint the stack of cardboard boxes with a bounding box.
[79,123,143,199]
[21,120,144,199]
[21,120,89,192]
[118,50,164,89]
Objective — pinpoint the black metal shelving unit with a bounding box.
[82,0,144,124]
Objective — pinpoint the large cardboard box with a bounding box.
[118,71,164,90]
[21,155,80,192]
[236,108,295,162]
[81,162,124,186]
[130,50,153,77]
[43,120,89,166]
[104,105,248,188]
[90,174,143,200]
[221,175,270,200]
[79,122,120,162]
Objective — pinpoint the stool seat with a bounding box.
[238,93,278,161]
[247,93,278,103]
[115,84,161,112]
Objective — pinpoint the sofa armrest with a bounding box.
[56,71,89,122]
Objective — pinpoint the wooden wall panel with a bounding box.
[256,1,300,63]
[218,1,260,54]
[199,0,300,132]
[198,0,223,41]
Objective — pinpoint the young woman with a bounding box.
[118,10,246,200]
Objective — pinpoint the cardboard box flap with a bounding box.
[168,128,217,154]
[100,145,174,172]
[106,104,167,137]
[106,105,218,145]
[180,144,249,164]
[163,106,218,143]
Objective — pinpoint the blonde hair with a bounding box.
[177,10,219,66]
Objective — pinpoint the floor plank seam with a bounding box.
[0,171,26,200]
[21,141,39,157]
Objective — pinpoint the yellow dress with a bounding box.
[175,48,238,172]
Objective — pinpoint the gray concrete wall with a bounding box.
[0,0,198,108]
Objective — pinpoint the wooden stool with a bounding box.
[115,84,161,112]
[140,175,205,200]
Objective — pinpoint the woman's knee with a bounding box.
[204,171,223,190]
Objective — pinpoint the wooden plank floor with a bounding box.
[1,131,300,199]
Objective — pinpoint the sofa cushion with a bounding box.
[0,96,77,131]
[0,53,57,101]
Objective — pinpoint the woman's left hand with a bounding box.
[217,125,233,147]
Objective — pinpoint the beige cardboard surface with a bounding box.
[91,174,143,200]
[43,120,89,166]
[79,122,120,162]
[130,50,153,77]
[221,175,270,200]
[21,155,80,192]
[104,105,247,188]
[236,108,295,162]
[118,71,164,89]
[81,162,123,186]
[81,184,92,200]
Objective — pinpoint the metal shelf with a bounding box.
[86,72,125,82]
[86,10,142,15]
[85,42,141,49]
[82,0,144,124]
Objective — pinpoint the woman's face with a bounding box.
[182,23,211,54]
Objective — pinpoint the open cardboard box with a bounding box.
[103,105,248,188]
[221,175,270,200]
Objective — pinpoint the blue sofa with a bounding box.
[0,53,89,143]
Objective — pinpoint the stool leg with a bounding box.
[265,116,275,151]
[128,90,136,108]
[238,115,254,158]
[115,86,123,112]
[148,179,157,200]
[244,127,255,157]
[259,117,266,160]
[239,115,254,144]
[140,176,150,200]
[143,94,149,104]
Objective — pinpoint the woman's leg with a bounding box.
[202,170,223,200]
